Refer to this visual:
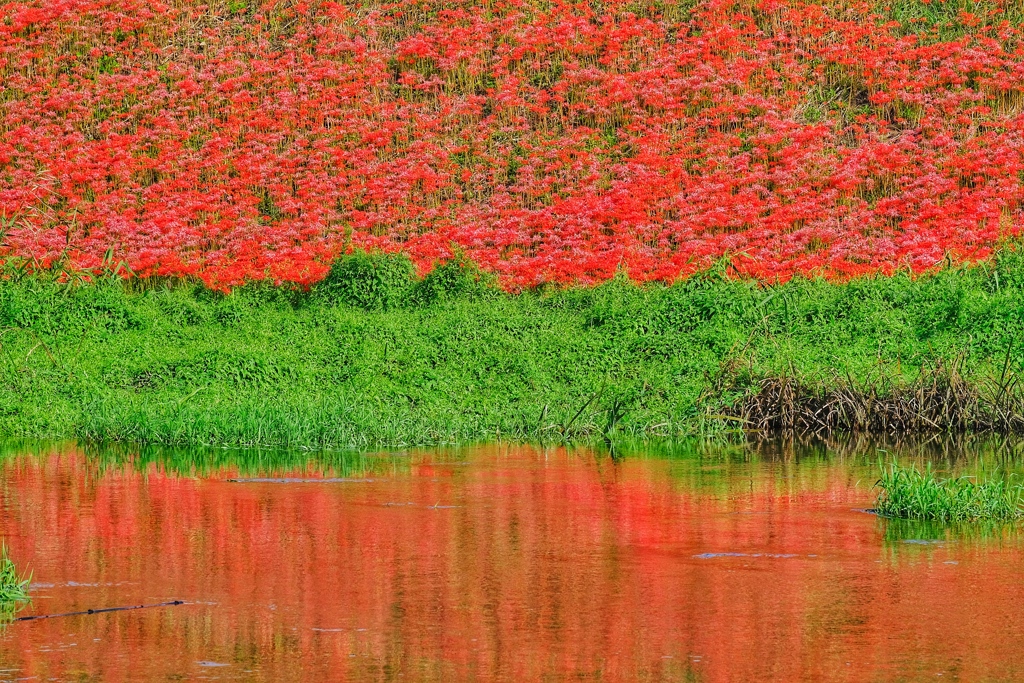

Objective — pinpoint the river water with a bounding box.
[1,439,1023,681]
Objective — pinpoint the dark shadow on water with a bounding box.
[877,512,1022,548]
[598,432,1024,471]
[740,432,1024,469]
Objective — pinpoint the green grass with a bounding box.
[0,545,30,623]
[876,0,1024,37]
[4,250,1024,448]
[875,460,1024,522]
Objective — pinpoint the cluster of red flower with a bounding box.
[2,0,1024,288]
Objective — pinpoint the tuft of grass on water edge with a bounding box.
[0,545,30,623]
[875,460,1024,522]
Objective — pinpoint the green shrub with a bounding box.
[411,254,496,305]
[314,251,415,310]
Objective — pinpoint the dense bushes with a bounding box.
[314,251,416,310]
[313,250,497,309]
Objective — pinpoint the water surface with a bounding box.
[1,440,1023,681]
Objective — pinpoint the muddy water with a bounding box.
[1,442,1023,682]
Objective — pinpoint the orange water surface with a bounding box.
[0,442,1022,682]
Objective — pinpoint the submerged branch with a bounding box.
[15,600,185,623]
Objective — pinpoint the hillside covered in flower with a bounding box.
[3,0,1024,288]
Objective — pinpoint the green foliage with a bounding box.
[314,250,415,310]
[96,54,117,75]
[878,0,1024,37]
[410,253,496,305]
[1,256,1024,448]
[875,460,1024,522]
[0,545,30,623]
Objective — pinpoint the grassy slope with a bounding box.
[2,250,1024,449]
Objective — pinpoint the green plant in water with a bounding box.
[875,460,1024,522]
[0,544,30,623]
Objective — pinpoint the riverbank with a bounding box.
[3,252,1024,449]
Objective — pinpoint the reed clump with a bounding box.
[723,355,1024,436]
[875,461,1024,522]
[0,545,30,623]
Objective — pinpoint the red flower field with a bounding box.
[2,0,1024,288]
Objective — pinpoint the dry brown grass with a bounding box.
[721,355,1024,436]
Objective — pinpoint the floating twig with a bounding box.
[16,600,186,622]
[226,478,374,483]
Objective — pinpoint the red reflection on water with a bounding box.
[1,445,1023,682]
